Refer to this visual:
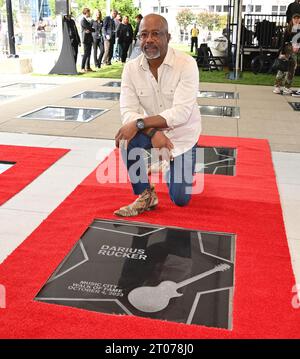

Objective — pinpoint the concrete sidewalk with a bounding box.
[0,74,300,152]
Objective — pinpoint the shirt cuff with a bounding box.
[159,110,174,129]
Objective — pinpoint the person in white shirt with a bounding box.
[114,13,201,217]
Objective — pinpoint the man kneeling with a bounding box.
[114,14,201,217]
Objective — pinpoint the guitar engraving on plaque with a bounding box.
[128,263,230,313]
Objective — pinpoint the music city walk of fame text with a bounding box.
[104,342,194,356]
[68,281,124,296]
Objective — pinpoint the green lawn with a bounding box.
[170,43,194,56]
[76,63,300,87]
[79,62,124,79]
[199,70,300,87]
[33,44,300,87]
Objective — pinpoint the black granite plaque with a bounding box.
[102,81,121,88]
[20,106,107,122]
[145,146,236,176]
[196,147,236,176]
[35,219,235,329]
[0,83,57,89]
[289,102,300,111]
[199,105,240,118]
[198,91,238,99]
[0,161,15,174]
[72,91,120,100]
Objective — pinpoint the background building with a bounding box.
[134,0,293,42]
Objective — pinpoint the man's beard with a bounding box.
[142,45,161,59]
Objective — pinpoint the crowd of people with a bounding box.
[65,8,143,73]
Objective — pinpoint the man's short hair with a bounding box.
[82,8,90,15]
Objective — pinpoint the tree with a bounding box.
[176,8,194,31]
[0,0,6,20]
[219,14,227,31]
[196,12,223,31]
[72,0,106,17]
[111,0,139,26]
[48,0,55,18]
[64,0,138,25]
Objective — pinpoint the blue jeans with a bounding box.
[121,133,197,207]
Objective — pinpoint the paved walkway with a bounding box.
[1,74,300,152]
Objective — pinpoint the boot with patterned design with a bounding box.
[114,185,158,217]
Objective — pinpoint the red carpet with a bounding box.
[0,135,299,338]
[0,145,69,205]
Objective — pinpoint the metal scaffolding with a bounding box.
[227,0,243,79]
[5,0,16,57]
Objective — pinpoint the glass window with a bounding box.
[248,5,254,12]
[161,6,164,13]
[255,5,261,13]
[216,5,222,12]
[153,6,158,13]
[223,5,228,12]
[242,5,246,12]
[272,5,278,15]
[209,5,215,12]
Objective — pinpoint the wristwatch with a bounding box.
[136,118,145,130]
[148,128,158,138]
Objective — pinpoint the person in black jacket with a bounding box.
[92,9,104,68]
[133,14,143,43]
[102,9,118,65]
[254,20,276,47]
[80,7,95,72]
[286,0,300,23]
[117,16,133,63]
[64,14,81,65]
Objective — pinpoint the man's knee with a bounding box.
[171,193,191,207]
[126,133,140,150]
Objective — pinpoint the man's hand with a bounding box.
[151,131,174,160]
[115,121,138,148]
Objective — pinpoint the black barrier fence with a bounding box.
[240,14,287,71]
[242,14,287,49]
[195,14,287,72]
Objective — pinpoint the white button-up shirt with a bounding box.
[120,46,201,157]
